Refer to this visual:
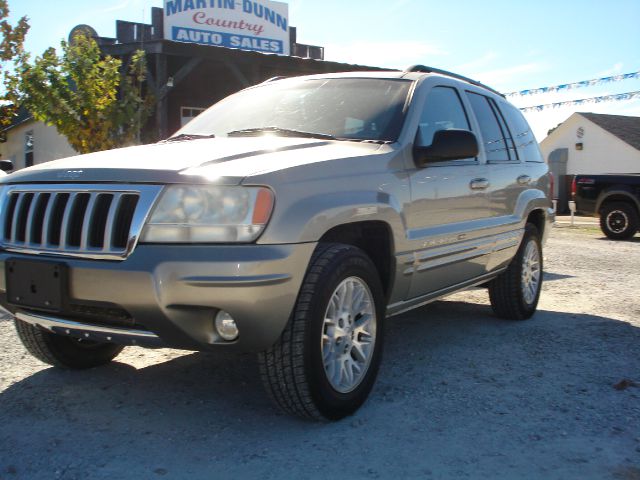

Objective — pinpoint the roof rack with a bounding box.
[404,65,505,98]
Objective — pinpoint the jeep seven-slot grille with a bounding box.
[0,185,163,259]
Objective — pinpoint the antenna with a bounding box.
[261,76,287,84]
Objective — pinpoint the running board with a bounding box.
[15,311,164,347]
[386,268,505,317]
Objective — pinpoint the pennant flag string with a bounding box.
[504,71,640,97]
[519,91,640,112]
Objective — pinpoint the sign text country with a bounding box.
[193,12,264,36]
[173,26,283,53]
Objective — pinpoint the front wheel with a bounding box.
[258,243,385,421]
[489,223,543,320]
[599,202,639,240]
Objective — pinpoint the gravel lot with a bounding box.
[0,225,639,480]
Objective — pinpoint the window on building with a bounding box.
[180,107,206,127]
[25,131,34,167]
[466,92,512,162]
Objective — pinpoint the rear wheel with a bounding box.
[258,243,385,421]
[489,223,542,320]
[599,202,639,240]
[14,320,124,369]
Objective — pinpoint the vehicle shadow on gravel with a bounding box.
[542,272,575,281]
[1,301,639,479]
[595,236,640,243]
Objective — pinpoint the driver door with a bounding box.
[404,86,491,299]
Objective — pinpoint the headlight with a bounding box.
[141,185,274,243]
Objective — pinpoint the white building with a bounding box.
[540,112,640,210]
[0,111,77,171]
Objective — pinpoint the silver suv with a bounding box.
[0,66,553,420]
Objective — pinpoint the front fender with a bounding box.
[259,189,407,247]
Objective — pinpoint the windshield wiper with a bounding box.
[162,133,216,143]
[344,138,393,144]
[226,127,337,140]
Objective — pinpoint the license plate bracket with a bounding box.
[5,259,67,312]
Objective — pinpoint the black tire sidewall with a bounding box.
[302,248,385,420]
[514,225,543,317]
[48,334,123,368]
[600,203,639,240]
[15,319,124,369]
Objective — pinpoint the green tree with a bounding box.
[547,123,563,137]
[0,0,29,127]
[11,34,153,153]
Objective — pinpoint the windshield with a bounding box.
[176,78,412,142]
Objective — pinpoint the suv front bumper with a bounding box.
[0,243,317,352]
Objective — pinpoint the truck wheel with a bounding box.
[489,224,542,320]
[14,320,124,369]
[599,202,639,240]
[258,243,385,421]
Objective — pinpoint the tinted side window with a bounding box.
[499,103,544,162]
[466,92,511,162]
[490,98,518,160]
[419,86,470,146]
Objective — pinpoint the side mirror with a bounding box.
[0,160,13,172]
[414,128,479,166]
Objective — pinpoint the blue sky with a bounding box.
[7,0,640,140]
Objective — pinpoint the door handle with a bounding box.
[517,175,531,185]
[469,178,490,190]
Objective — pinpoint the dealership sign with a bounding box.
[164,0,290,55]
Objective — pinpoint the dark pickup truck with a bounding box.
[573,174,640,239]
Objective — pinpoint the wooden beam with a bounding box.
[157,57,203,100]
[101,39,392,74]
[145,65,159,96]
[223,61,251,87]
[155,54,169,139]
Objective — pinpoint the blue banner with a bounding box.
[520,90,640,112]
[505,71,640,97]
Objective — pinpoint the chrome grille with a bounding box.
[0,184,163,260]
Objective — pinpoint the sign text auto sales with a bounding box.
[164,0,290,55]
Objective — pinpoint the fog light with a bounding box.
[215,310,239,341]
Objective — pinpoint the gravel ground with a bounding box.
[0,225,639,480]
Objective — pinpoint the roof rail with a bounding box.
[404,65,505,98]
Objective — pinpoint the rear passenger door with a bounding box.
[404,86,491,299]
[465,92,529,270]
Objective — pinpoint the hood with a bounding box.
[3,137,384,185]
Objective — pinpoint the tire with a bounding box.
[599,202,639,240]
[14,319,124,369]
[258,243,385,421]
[489,223,543,320]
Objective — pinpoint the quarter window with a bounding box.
[466,92,512,162]
[499,103,544,162]
[490,99,517,160]
[418,86,471,147]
